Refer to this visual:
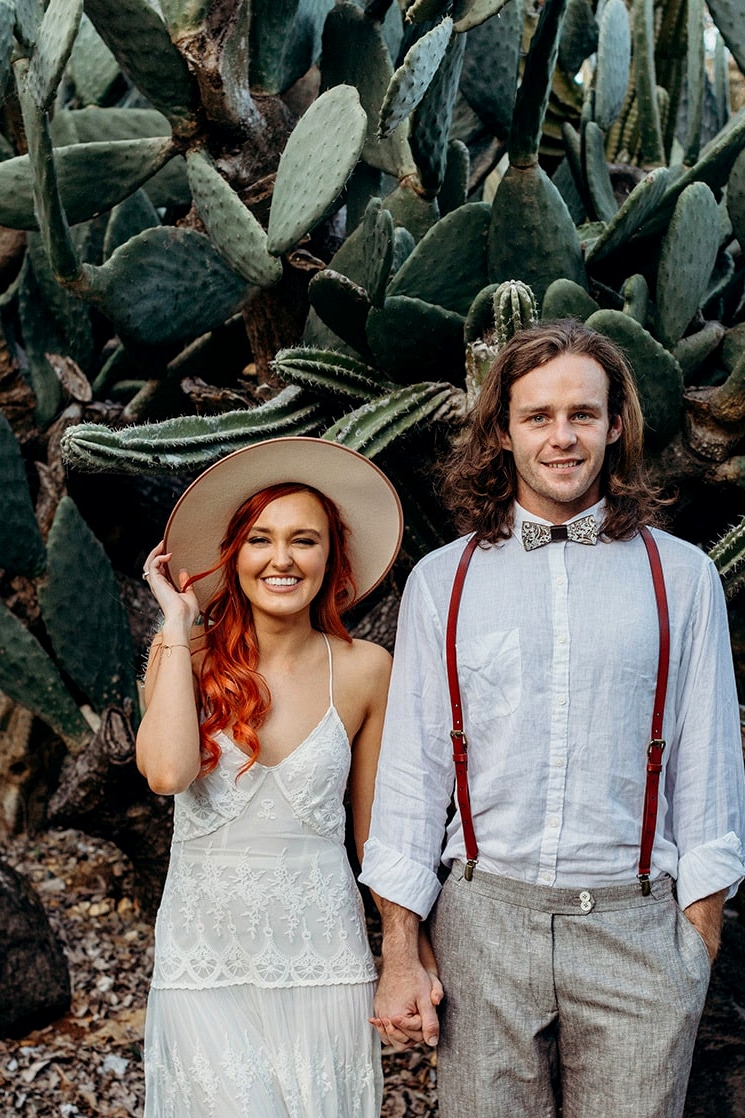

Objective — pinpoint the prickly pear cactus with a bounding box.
[0,422,139,758]
[1,0,745,779]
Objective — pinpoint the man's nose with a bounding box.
[551,418,577,446]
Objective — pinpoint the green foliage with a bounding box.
[0,0,743,612]
[0,425,138,754]
[38,497,138,715]
[0,412,45,577]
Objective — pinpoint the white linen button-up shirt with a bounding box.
[361,502,745,917]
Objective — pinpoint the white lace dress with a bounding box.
[143,636,382,1117]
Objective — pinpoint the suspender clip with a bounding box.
[464,859,477,882]
[450,729,468,759]
[637,873,651,896]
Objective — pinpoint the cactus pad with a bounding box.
[594,0,631,131]
[26,0,83,112]
[0,137,178,230]
[363,198,395,309]
[267,85,367,256]
[307,269,372,356]
[39,497,138,716]
[321,3,414,181]
[0,413,46,577]
[186,149,282,288]
[83,0,199,135]
[452,0,513,33]
[489,163,586,305]
[388,201,490,316]
[367,296,465,383]
[541,277,599,321]
[378,17,453,139]
[0,601,91,754]
[585,165,669,264]
[656,182,720,349]
[585,308,683,449]
[705,0,745,75]
[82,227,249,348]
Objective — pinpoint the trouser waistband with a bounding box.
[448,861,675,915]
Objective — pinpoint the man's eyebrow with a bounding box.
[512,400,604,415]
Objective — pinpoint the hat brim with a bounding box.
[163,437,403,613]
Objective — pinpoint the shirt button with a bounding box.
[554,757,564,768]
[549,816,559,828]
[541,872,552,883]
[556,577,565,587]
[557,697,566,706]
[557,634,566,644]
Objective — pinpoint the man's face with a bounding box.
[500,352,622,523]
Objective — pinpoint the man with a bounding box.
[360,319,745,1118]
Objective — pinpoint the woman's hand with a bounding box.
[143,541,200,630]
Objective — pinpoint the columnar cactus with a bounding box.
[0,0,743,672]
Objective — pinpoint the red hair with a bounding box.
[186,483,355,774]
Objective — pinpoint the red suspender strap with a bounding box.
[638,526,670,894]
[445,526,670,892]
[446,535,480,880]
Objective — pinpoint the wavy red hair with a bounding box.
[185,483,355,774]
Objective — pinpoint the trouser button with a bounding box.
[579,889,595,913]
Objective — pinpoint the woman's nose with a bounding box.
[271,544,293,569]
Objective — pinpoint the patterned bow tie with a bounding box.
[521,514,598,552]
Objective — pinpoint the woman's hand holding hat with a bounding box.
[142,541,200,633]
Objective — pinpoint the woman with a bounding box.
[137,436,413,1117]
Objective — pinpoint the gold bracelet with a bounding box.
[160,643,192,657]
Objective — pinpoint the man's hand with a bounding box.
[684,888,726,964]
[370,900,442,1051]
[371,955,441,1050]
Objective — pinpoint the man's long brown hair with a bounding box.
[442,319,668,543]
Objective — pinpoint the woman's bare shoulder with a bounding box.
[331,635,392,678]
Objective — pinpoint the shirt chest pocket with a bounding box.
[457,629,522,723]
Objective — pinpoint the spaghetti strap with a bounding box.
[321,632,334,707]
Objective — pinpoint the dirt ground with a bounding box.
[3,827,745,1118]
[0,828,436,1118]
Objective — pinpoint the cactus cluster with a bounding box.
[0,413,138,763]
[0,0,745,635]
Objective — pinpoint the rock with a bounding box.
[0,858,70,1038]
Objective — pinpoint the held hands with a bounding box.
[143,541,200,630]
[370,953,443,1052]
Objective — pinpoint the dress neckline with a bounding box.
[217,705,346,770]
[215,634,345,770]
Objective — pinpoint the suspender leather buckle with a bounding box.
[647,739,665,770]
[450,729,468,760]
[464,859,477,881]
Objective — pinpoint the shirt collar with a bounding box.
[513,498,606,534]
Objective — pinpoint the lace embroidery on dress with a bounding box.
[151,634,377,990]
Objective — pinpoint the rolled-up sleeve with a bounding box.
[667,557,745,910]
[360,560,455,918]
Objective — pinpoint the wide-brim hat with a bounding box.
[163,437,403,612]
